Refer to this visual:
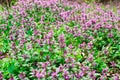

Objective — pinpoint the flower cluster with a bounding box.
[0,0,120,80]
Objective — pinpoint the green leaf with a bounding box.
[8,62,15,74]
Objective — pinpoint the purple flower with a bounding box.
[88,36,94,40]
[58,34,66,48]
[0,56,4,59]
[68,44,74,49]
[0,72,3,80]
[110,61,116,67]
[58,65,64,72]
[95,23,101,30]
[21,54,29,59]
[108,33,113,38]
[89,70,96,80]
[65,57,75,63]
[34,30,39,35]
[104,49,108,55]
[91,19,96,24]
[75,71,85,79]
[105,24,112,30]
[58,34,65,43]
[59,43,66,48]
[99,75,105,80]
[41,62,49,68]
[9,35,14,41]
[9,76,14,80]
[113,74,119,80]
[87,54,93,62]
[46,30,54,39]
[78,42,86,48]
[81,66,89,72]
[114,76,119,80]
[63,70,70,80]
[32,70,37,77]
[102,68,108,75]
[36,72,43,79]
[87,42,93,49]
[86,20,92,27]
[52,72,57,78]
[36,39,41,44]
[0,52,2,55]
[64,76,70,80]
[73,26,78,31]
[18,72,26,79]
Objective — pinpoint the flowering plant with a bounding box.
[0,0,120,80]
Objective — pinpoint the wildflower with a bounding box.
[9,35,14,41]
[87,54,93,62]
[88,36,94,40]
[0,55,4,59]
[58,34,66,48]
[104,49,108,55]
[52,72,57,78]
[58,34,65,43]
[75,71,85,79]
[36,72,43,79]
[89,70,96,80]
[113,74,119,80]
[68,44,74,49]
[86,20,92,27]
[108,33,113,38]
[110,61,116,67]
[0,72,3,80]
[91,19,96,24]
[81,66,89,72]
[32,70,37,76]
[78,42,86,48]
[58,64,64,72]
[18,72,26,79]
[77,30,81,36]
[65,57,75,63]
[27,43,32,50]
[41,62,49,68]
[46,30,54,39]
[34,30,39,35]
[102,68,108,75]
[36,39,41,44]
[9,76,14,80]
[87,42,93,49]
[63,70,70,80]
[99,75,105,80]
[0,52,2,55]
[73,26,78,31]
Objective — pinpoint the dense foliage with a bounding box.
[0,0,120,80]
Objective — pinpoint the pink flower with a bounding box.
[52,72,57,78]
[87,54,93,62]
[89,70,96,80]
[108,33,113,38]
[9,76,14,80]
[58,34,65,43]
[18,72,26,79]
[58,34,66,48]
[110,61,116,67]
[78,42,86,48]
[36,70,46,79]
[68,44,74,49]
[75,71,85,79]
[0,72,3,80]
[0,52,2,55]
[87,42,93,49]
[104,49,108,55]
[102,68,108,75]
